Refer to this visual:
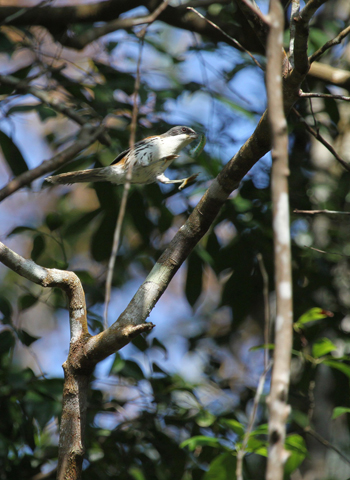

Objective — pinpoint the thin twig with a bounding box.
[187,7,264,71]
[0,123,106,202]
[305,426,350,466]
[309,25,350,64]
[257,253,270,370]
[236,360,273,480]
[304,246,349,258]
[299,91,350,102]
[292,108,350,172]
[294,209,350,215]
[103,0,170,329]
[0,73,110,146]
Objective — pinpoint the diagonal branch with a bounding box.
[0,123,107,202]
[292,107,350,172]
[309,25,350,64]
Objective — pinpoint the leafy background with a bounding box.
[0,1,350,479]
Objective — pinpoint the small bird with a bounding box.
[46,126,199,190]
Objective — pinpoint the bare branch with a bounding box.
[292,0,327,76]
[0,239,89,478]
[308,62,350,90]
[0,123,106,202]
[236,360,272,480]
[309,25,350,64]
[289,0,300,67]
[304,246,349,258]
[292,108,350,172]
[257,253,270,370]
[299,91,350,102]
[187,6,264,70]
[265,0,293,479]
[0,73,111,146]
[294,209,350,215]
[103,0,170,329]
[234,0,269,47]
[103,39,144,329]
[305,426,350,466]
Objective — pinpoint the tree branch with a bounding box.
[292,107,350,172]
[0,123,106,202]
[0,239,153,479]
[308,62,350,90]
[265,1,292,480]
[299,91,350,102]
[294,209,350,215]
[309,25,350,64]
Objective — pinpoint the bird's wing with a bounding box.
[110,147,131,165]
[109,136,158,166]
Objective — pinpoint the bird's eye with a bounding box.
[182,127,187,132]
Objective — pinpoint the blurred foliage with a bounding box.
[0,1,350,479]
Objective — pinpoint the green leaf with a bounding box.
[0,130,28,176]
[131,334,148,352]
[6,105,38,116]
[312,338,337,358]
[7,225,36,237]
[246,436,268,456]
[195,410,216,427]
[323,360,350,379]
[0,330,15,355]
[109,353,125,374]
[119,360,144,381]
[203,453,237,480]
[284,434,308,475]
[296,308,333,326]
[332,407,350,420]
[180,435,224,451]
[16,329,40,347]
[37,105,57,121]
[31,234,45,262]
[45,212,63,231]
[0,295,12,320]
[18,294,38,311]
[151,337,167,352]
[220,418,245,437]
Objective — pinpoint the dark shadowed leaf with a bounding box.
[31,234,45,262]
[0,130,28,176]
[185,250,203,307]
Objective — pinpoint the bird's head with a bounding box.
[163,126,198,141]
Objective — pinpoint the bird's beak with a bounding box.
[189,131,198,139]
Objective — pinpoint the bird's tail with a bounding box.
[46,168,108,185]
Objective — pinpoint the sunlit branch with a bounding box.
[265,0,293,479]
[236,360,272,480]
[299,91,350,102]
[294,209,350,215]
